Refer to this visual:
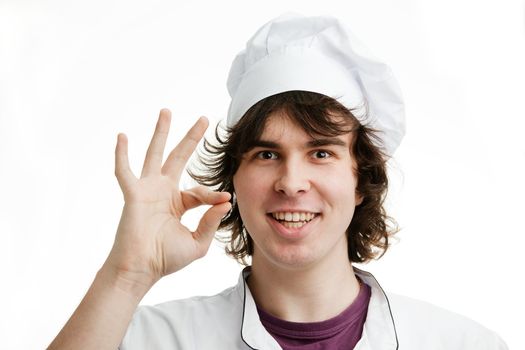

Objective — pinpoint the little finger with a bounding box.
[114,133,137,191]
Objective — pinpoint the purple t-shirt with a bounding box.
[256,280,371,350]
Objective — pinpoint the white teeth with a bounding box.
[282,221,306,229]
[271,211,317,222]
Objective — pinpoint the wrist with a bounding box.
[97,261,158,301]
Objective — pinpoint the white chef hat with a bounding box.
[226,13,406,156]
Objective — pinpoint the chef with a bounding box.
[49,13,507,350]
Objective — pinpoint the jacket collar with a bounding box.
[352,267,399,350]
[236,266,399,350]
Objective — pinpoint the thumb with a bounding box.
[193,201,232,248]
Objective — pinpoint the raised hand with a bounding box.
[106,109,231,288]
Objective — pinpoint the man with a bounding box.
[49,14,507,350]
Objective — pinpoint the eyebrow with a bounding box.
[248,137,347,149]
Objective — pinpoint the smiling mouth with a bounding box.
[268,211,320,229]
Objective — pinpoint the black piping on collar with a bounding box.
[240,269,258,350]
[355,267,399,350]
[240,267,399,350]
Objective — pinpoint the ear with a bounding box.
[355,191,363,206]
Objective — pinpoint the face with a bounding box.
[233,111,363,271]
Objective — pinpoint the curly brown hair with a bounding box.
[189,91,398,265]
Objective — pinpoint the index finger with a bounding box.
[162,116,209,184]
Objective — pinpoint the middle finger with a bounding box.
[141,109,172,178]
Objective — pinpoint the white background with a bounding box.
[1,1,524,349]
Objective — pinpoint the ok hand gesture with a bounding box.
[107,109,231,288]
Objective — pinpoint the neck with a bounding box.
[247,252,360,323]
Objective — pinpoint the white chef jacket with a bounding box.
[120,267,507,349]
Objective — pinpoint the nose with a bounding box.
[273,159,311,197]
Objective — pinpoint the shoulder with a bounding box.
[135,285,240,320]
[120,286,244,350]
[386,293,507,349]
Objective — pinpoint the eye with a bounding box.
[312,150,331,159]
[256,151,278,160]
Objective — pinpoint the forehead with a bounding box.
[260,112,296,138]
[258,109,352,142]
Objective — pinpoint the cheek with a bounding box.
[234,170,259,199]
[233,169,271,215]
[314,169,359,207]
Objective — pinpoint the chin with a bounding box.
[257,245,320,270]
